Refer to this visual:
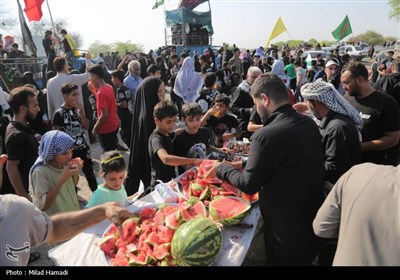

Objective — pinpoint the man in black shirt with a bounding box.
[4,87,39,199]
[342,62,400,165]
[301,80,362,186]
[42,30,56,72]
[111,70,132,148]
[206,73,325,266]
[231,66,262,138]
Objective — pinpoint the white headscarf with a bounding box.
[301,80,363,133]
[173,57,204,103]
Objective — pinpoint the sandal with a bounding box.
[28,252,40,264]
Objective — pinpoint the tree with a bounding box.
[31,21,47,36]
[384,36,397,43]
[308,38,318,46]
[353,30,384,46]
[87,40,144,58]
[320,40,335,47]
[389,0,400,20]
[114,41,144,55]
[88,41,113,57]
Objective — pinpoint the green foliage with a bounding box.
[389,0,400,20]
[88,40,144,57]
[320,40,335,47]
[114,41,144,55]
[353,30,384,46]
[88,41,112,57]
[384,36,397,43]
[274,40,304,49]
[308,38,318,46]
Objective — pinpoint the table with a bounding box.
[48,191,261,266]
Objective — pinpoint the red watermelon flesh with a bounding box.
[241,192,259,203]
[209,196,251,225]
[98,235,117,257]
[221,182,240,195]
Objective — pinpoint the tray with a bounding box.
[226,140,251,156]
[175,165,258,204]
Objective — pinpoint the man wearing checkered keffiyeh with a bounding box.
[301,80,362,186]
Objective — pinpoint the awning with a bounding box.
[165,7,214,34]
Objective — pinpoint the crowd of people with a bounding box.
[0,36,400,266]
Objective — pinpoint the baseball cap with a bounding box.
[325,58,340,68]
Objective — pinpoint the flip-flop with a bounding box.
[28,252,40,264]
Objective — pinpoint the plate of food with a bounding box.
[97,204,223,266]
[175,160,259,204]
[226,141,251,156]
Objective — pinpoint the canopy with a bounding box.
[165,7,214,34]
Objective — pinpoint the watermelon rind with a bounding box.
[171,218,222,266]
[209,196,251,226]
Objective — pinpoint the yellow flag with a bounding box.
[266,17,287,47]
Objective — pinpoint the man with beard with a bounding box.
[301,80,362,266]
[342,62,400,165]
[205,73,325,266]
[301,80,362,187]
[4,87,40,200]
[313,58,345,95]
[230,67,262,138]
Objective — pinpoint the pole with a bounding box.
[46,0,61,54]
[163,1,167,46]
[286,30,293,42]
[46,0,56,35]
[207,0,212,45]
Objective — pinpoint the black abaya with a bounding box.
[125,76,162,195]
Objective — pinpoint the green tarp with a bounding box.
[165,7,214,34]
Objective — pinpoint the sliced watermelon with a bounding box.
[199,187,211,201]
[145,232,160,247]
[140,208,156,220]
[97,235,117,257]
[241,192,259,203]
[154,243,171,260]
[165,211,180,230]
[221,181,240,195]
[209,196,251,226]
[121,217,140,243]
[111,247,128,266]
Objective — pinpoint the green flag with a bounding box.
[153,0,164,9]
[331,15,352,42]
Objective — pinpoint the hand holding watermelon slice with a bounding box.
[201,160,220,178]
[0,154,7,167]
[68,157,83,169]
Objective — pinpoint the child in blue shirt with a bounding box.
[86,151,129,208]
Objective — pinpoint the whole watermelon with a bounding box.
[171,218,222,266]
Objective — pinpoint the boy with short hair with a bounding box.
[201,93,241,148]
[52,83,98,192]
[149,100,202,186]
[111,69,132,148]
[196,72,219,114]
[174,102,217,174]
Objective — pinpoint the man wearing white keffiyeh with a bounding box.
[301,80,361,186]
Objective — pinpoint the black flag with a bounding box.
[17,0,37,55]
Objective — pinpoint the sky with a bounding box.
[0,0,399,52]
